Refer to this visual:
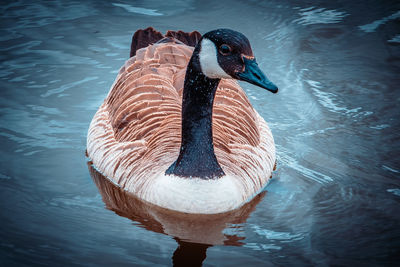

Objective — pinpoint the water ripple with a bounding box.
[244,242,282,251]
[243,224,304,252]
[382,165,400,174]
[251,224,304,241]
[278,147,334,184]
[0,173,12,180]
[388,34,400,43]
[41,76,98,98]
[297,126,337,137]
[0,105,87,152]
[359,10,400,33]
[306,79,373,119]
[387,189,400,197]
[293,7,349,25]
[112,3,163,16]
[0,1,97,29]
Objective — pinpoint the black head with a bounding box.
[197,29,278,93]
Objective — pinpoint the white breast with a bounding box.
[142,173,245,214]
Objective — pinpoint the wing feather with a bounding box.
[87,41,275,197]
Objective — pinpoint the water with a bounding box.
[1,0,399,265]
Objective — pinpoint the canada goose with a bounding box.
[87,27,278,214]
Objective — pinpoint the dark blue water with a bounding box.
[1,0,399,266]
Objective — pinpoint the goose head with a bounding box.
[196,28,278,93]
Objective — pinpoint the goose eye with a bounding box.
[219,44,232,55]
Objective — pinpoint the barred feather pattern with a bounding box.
[87,40,276,213]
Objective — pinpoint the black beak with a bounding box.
[237,57,278,93]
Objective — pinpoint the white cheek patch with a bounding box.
[198,38,232,79]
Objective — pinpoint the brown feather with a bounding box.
[130,27,164,58]
[87,37,276,213]
[130,27,202,58]
[108,42,260,152]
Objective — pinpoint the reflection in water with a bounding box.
[172,239,210,267]
[88,161,265,265]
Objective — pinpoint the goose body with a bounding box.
[87,28,278,214]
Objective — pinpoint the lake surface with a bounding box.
[1,0,399,266]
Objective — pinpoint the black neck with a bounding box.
[165,50,225,179]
